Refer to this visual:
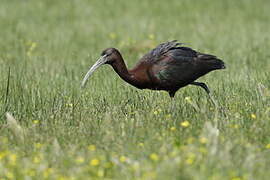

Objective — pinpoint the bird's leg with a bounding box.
[191,82,219,108]
[190,82,210,94]
[169,91,176,98]
[168,91,176,112]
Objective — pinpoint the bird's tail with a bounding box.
[198,53,226,71]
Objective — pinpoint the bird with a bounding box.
[81,40,225,97]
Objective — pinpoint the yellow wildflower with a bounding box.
[199,137,208,144]
[148,34,155,40]
[34,143,43,149]
[119,156,127,162]
[66,103,73,107]
[181,121,190,127]
[232,124,239,129]
[97,169,104,177]
[170,127,176,131]
[153,111,158,115]
[9,153,17,166]
[109,32,117,40]
[185,158,194,165]
[251,113,256,119]
[30,42,37,50]
[33,156,41,163]
[90,158,100,166]
[43,168,54,178]
[186,153,195,165]
[266,144,270,149]
[26,41,37,57]
[33,120,39,124]
[88,145,96,151]
[149,153,159,161]
[166,114,172,118]
[138,142,144,147]
[0,151,7,160]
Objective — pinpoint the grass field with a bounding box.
[1,0,270,179]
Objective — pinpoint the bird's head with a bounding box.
[81,48,120,88]
[100,48,120,64]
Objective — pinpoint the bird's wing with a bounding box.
[152,55,197,86]
[150,43,220,86]
[143,40,185,62]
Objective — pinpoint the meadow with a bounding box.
[0,0,270,179]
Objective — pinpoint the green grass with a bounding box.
[1,0,270,179]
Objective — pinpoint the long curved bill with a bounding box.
[81,55,107,88]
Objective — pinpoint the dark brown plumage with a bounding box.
[82,40,225,97]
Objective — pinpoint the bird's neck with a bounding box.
[110,57,141,88]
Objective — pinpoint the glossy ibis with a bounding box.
[82,40,225,97]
